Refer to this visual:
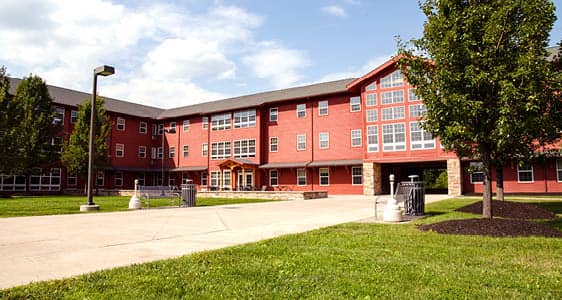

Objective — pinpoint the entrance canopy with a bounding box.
[219,159,259,170]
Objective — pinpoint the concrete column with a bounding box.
[363,162,383,195]
[447,158,462,196]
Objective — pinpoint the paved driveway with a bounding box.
[0,195,450,289]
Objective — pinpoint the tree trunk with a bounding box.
[496,165,504,201]
[481,150,493,219]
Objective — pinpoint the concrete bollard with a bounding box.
[383,174,402,222]
[128,179,142,209]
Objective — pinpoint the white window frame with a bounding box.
[151,147,157,159]
[367,125,378,152]
[270,137,278,152]
[117,117,125,131]
[297,104,306,118]
[222,170,231,189]
[183,120,190,132]
[270,107,278,122]
[137,173,145,186]
[382,123,406,152]
[351,129,362,147]
[319,132,329,149]
[319,168,330,186]
[201,172,208,187]
[382,107,405,120]
[297,168,307,186]
[365,81,377,91]
[116,143,124,158]
[210,141,231,160]
[409,104,427,118]
[139,121,147,134]
[210,171,220,187]
[183,145,189,157]
[469,162,484,184]
[157,147,163,159]
[350,96,361,112]
[366,93,377,106]
[70,110,78,123]
[233,139,256,158]
[381,90,405,105]
[297,134,306,151]
[114,172,123,187]
[138,146,146,158]
[169,146,175,158]
[352,167,362,185]
[202,117,209,129]
[67,173,77,186]
[517,163,534,183]
[54,107,64,125]
[269,170,279,186]
[169,121,176,131]
[380,70,403,88]
[234,109,256,128]
[410,122,435,150]
[168,177,175,187]
[202,143,208,157]
[409,88,421,101]
[366,109,378,123]
[318,100,328,116]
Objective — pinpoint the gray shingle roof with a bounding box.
[8,78,164,118]
[156,78,356,119]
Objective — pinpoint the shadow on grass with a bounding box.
[526,201,562,215]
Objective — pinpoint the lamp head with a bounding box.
[94,65,115,76]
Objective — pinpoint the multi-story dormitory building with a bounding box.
[2,52,561,195]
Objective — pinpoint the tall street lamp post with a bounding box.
[161,127,176,186]
[81,65,114,212]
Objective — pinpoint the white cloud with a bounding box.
[322,5,347,17]
[243,42,310,89]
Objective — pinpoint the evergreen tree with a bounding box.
[0,66,13,173]
[399,0,562,218]
[61,97,111,190]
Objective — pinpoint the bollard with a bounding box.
[383,174,402,222]
[128,179,142,209]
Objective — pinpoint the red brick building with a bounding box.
[2,53,561,195]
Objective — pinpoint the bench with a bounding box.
[139,185,181,208]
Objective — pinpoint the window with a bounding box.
[96,171,104,187]
[518,163,534,182]
[367,125,378,152]
[138,174,145,186]
[183,120,190,132]
[409,88,421,101]
[297,134,306,151]
[116,143,124,158]
[157,147,163,159]
[202,117,209,129]
[319,101,328,116]
[366,94,377,106]
[319,132,329,149]
[366,109,378,122]
[168,177,175,187]
[351,129,362,147]
[138,146,146,158]
[71,110,78,123]
[409,104,427,118]
[114,172,123,187]
[350,96,361,112]
[211,141,231,160]
[139,122,147,134]
[158,123,164,135]
[352,167,362,185]
[297,104,306,118]
[201,172,208,187]
[210,171,220,187]
[0,175,26,191]
[233,139,256,158]
[382,123,406,151]
[382,107,405,120]
[365,81,377,91]
[211,113,231,131]
[297,169,307,186]
[319,168,330,186]
[381,90,404,104]
[169,146,175,158]
[270,170,279,186]
[67,173,77,186]
[169,122,176,131]
[117,117,125,131]
[410,122,435,150]
[51,137,62,153]
[54,107,64,124]
[223,170,231,189]
[557,160,562,182]
[233,109,256,128]
[270,137,278,152]
[270,107,278,122]
[152,124,158,136]
[29,168,61,191]
[183,145,189,157]
[380,70,403,88]
[151,147,157,159]
[469,162,484,184]
[202,143,208,157]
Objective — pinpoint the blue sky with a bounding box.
[1,0,561,108]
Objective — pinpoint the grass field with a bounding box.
[1,196,561,299]
[0,195,279,218]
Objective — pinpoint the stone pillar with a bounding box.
[363,162,383,195]
[447,158,462,196]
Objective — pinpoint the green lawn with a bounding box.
[0,195,279,218]
[1,196,561,299]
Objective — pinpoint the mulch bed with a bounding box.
[417,201,561,238]
[456,200,556,220]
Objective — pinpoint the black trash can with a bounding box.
[400,181,425,216]
[181,184,197,207]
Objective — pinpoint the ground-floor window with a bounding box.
[96,171,104,187]
[210,171,220,187]
[201,172,208,187]
[30,168,61,191]
[137,173,145,186]
[297,168,307,186]
[168,177,175,187]
[469,162,484,184]
[223,170,231,189]
[517,163,534,182]
[319,168,330,186]
[270,170,279,186]
[114,172,123,187]
[0,175,26,191]
[352,167,362,185]
[67,173,77,186]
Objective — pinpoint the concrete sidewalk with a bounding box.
[0,194,451,289]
